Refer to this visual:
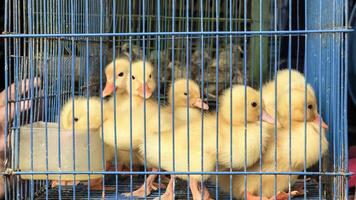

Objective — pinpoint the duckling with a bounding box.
[218,84,328,199]
[262,69,306,118]
[102,60,158,151]
[60,97,102,132]
[167,78,209,126]
[133,76,208,199]
[102,57,143,171]
[102,58,130,97]
[54,97,114,190]
[140,85,274,200]
[103,60,172,197]
[103,58,152,171]
[217,85,274,170]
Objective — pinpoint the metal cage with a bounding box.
[1,0,350,199]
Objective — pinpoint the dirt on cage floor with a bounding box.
[33,176,322,200]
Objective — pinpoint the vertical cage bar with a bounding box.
[306,0,346,198]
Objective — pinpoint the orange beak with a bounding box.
[314,113,328,129]
[261,110,274,124]
[192,98,209,110]
[137,83,153,99]
[102,82,115,97]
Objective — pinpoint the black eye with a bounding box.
[184,92,188,96]
[308,104,313,109]
[149,74,152,79]
[251,102,257,107]
[132,76,135,80]
[74,117,79,122]
[118,72,124,77]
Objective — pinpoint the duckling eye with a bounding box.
[251,102,257,107]
[118,72,124,77]
[74,117,79,122]
[149,74,152,79]
[308,104,313,110]
[184,92,188,96]
[132,75,135,80]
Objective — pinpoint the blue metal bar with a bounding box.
[273,0,278,197]
[288,1,292,199]
[56,0,63,198]
[344,0,349,198]
[214,1,220,199]
[84,0,91,198]
[8,171,353,176]
[70,0,77,198]
[303,2,309,197]
[13,0,21,198]
[331,1,337,198]
[98,0,106,196]
[156,0,162,197]
[258,0,264,198]
[128,0,133,196]
[42,0,50,198]
[27,0,35,197]
[243,0,248,198]
[0,29,351,38]
[199,0,205,199]
[229,0,234,200]
[306,0,346,199]
[142,0,148,198]
[318,1,323,199]
[185,1,190,198]
[111,0,119,197]
[296,0,301,71]
[3,0,9,198]
[170,0,176,198]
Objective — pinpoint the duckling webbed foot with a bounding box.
[153,176,175,200]
[122,171,166,197]
[272,190,304,200]
[51,180,80,188]
[246,189,304,200]
[189,178,213,200]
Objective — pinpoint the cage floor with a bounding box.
[35,176,322,199]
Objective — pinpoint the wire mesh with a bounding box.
[1,0,350,199]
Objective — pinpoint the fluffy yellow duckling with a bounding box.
[217,86,274,170]
[102,60,159,151]
[218,83,328,200]
[60,97,102,130]
[55,97,114,190]
[140,85,274,200]
[167,79,209,126]
[262,69,306,126]
[102,60,172,197]
[101,57,143,172]
[102,58,130,97]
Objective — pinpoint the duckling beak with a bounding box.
[261,110,274,124]
[102,82,115,97]
[314,113,328,129]
[137,83,153,99]
[192,98,209,110]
